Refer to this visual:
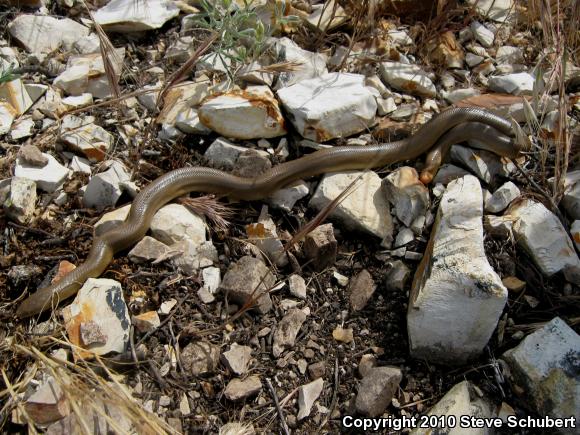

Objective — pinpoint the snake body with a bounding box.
[16,108,522,318]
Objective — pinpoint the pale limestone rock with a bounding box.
[0,79,33,115]
[273,309,307,357]
[470,21,495,47]
[289,274,307,300]
[199,86,286,139]
[221,343,253,375]
[467,0,514,22]
[15,153,70,193]
[0,102,17,135]
[133,311,161,333]
[62,278,130,359]
[268,181,309,212]
[94,0,180,32]
[297,378,324,420]
[408,175,507,364]
[224,376,262,401]
[175,107,212,135]
[150,203,206,246]
[485,181,521,213]
[4,177,36,224]
[9,118,34,140]
[59,115,114,162]
[8,15,89,53]
[204,137,248,170]
[383,166,430,227]
[94,204,130,236]
[507,199,580,283]
[442,88,480,104]
[202,266,221,294]
[379,61,436,98]
[246,206,288,267]
[83,161,130,210]
[450,144,515,184]
[171,239,217,274]
[277,73,377,141]
[355,367,402,418]
[271,37,328,90]
[128,236,169,264]
[181,341,220,376]
[502,317,580,431]
[310,171,393,243]
[24,377,70,425]
[488,72,536,95]
[69,156,91,174]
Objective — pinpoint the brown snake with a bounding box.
[16,108,525,318]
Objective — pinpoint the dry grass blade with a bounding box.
[255,60,304,74]
[179,195,234,231]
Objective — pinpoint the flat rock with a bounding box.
[8,15,89,53]
[383,166,430,228]
[379,61,436,98]
[289,274,307,300]
[181,341,220,376]
[310,171,393,244]
[470,21,495,47]
[150,203,206,246]
[171,239,218,275]
[485,181,521,213]
[4,177,37,224]
[467,0,514,22]
[94,0,180,32]
[348,269,376,311]
[219,256,274,314]
[268,180,309,212]
[175,107,212,135]
[128,236,169,263]
[442,88,481,104]
[24,377,70,425]
[224,376,262,401]
[410,381,494,435]
[199,86,286,139]
[246,207,288,267]
[297,378,324,420]
[277,72,377,141]
[15,153,70,193]
[156,81,210,125]
[60,116,114,162]
[10,118,35,140]
[272,308,308,357]
[83,161,130,210]
[355,366,402,417]
[507,199,580,284]
[408,175,508,365]
[272,37,328,90]
[450,144,515,185]
[385,260,411,292]
[304,223,337,271]
[304,0,347,31]
[132,311,161,333]
[204,137,248,170]
[502,317,579,430]
[221,343,253,376]
[19,145,47,167]
[62,278,130,359]
[0,102,17,135]
[488,73,535,95]
[94,204,130,236]
[202,266,221,294]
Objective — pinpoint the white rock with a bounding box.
[467,0,514,22]
[237,61,274,86]
[221,343,253,376]
[278,72,377,141]
[60,116,114,162]
[4,177,37,224]
[297,378,324,420]
[488,72,535,95]
[94,0,180,32]
[61,93,93,110]
[395,227,415,248]
[128,236,169,264]
[379,61,436,98]
[10,118,35,140]
[272,37,328,90]
[15,153,70,193]
[451,144,515,184]
[304,0,347,32]
[410,381,494,435]
[571,221,580,251]
[53,63,89,96]
[198,86,286,140]
[151,203,206,246]
[484,215,514,238]
[137,85,160,111]
[496,46,524,64]
[247,207,288,267]
[465,53,484,67]
[83,161,130,210]
[408,176,507,364]
[73,33,101,54]
[175,107,211,135]
[70,156,92,174]
[485,181,521,213]
[561,170,580,219]
[8,15,89,54]
[289,274,307,300]
[470,21,495,47]
[268,180,309,212]
[202,267,221,294]
[507,199,580,283]
[62,278,129,359]
[388,29,414,46]
[171,240,218,275]
[502,317,580,427]
[442,88,481,104]
[383,167,430,227]
[0,79,33,115]
[93,205,131,236]
[309,171,393,243]
[204,137,248,170]
[0,102,17,135]
[376,96,397,115]
[365,75,391,97]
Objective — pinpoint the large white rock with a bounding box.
[411,381,494,435]
[0,102,17,135]
[507,199,580,283]
[502,317,579,431]
[467,0,514,22]
[83,161,130,210]
[277,73,377,141]
[198,86,286,139]
[15,153,70,193]
[488,73,535,95]
[379,61,437,98]
[59,115,114,162]
[0,79,33,115]
[271,37,328,90]
[4,177,37,224]
[309,171,393,243]
[150,204,206,246]
[94,0,180,32]
[408,176,507,364]
[62,278,130,359]
[8,15,89,53]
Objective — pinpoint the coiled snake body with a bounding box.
[16,108,523,318]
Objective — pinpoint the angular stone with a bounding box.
[289,274,307,300]
[450,144,515,185]
[272,309,307,357]
[175,107,212,135]
[304,223,337,271]
[202,266,221,294]
[489,73,535,96]
[221,343,252,375]
[224,376,262,401]
[8,15,89,53]
[385,260,411,292]
[408,176,507,364]
[150,203,206,246]
[348,269,376,311]
[204,137,248,170]
[128,236,169,264]
[94,204,130,236]
[272,37,328,90]
[355,366,402,417]
[310,171,393,243]
[277,73,377,141]
[297,378,324,420]
[24,377,70,425]
[383,167,430,227]
[83,161,130,210]
[132,311,161,333]
[268,181,309,212]
[470,21,495,47]
[59,117,114,162]
[246,207,288,267]
[379,61,436,98]
[0,102,17,135]
[485,181,521,213]
[4,177,36,224]
[181,341,220,376]
[171,239,218,274]
[220,256,274,314]
[19,145,47,167]
[15,153,70,193]
[502,317,580,428]
[94,0,180,32]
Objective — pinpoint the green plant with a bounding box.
[192,0,299,80]
[0,63,19,84]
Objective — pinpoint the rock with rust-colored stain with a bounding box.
[198,86,286,140]
[24,377,70,425]
[63,278,130,360]
[59,117,114,162]
[379,61,436,98]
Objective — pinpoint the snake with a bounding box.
[16,108,525,318]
